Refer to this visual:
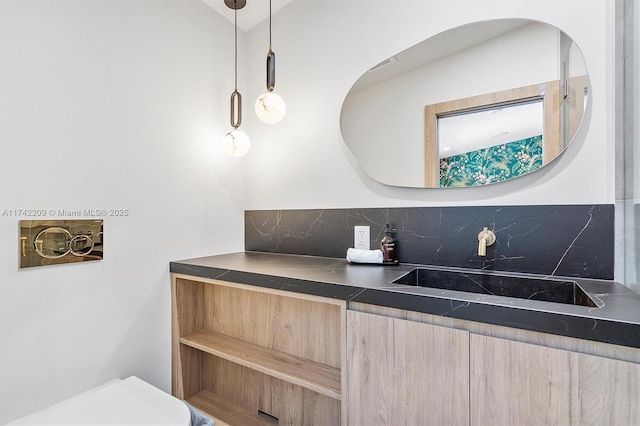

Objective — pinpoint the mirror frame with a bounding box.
[424,81,560,187]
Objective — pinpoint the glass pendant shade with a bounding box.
[255,91,286,124]
[222,128,250,157]
[222,0,249,157]
[256,0,285,124]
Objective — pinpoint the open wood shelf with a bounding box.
[180,330,342,400]
[188,390,278,426]
[172,276,345,424]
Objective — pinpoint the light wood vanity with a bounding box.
[171,274,346,425]
[348,303,640,426]
[171,253,640,425]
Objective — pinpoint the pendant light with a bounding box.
[255,0,286,124]
[222,0,250,157]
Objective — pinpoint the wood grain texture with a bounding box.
[177,345,203,400]
[202,280,343,369]
[172,274,345,424]
[542,79,560,163]
[423,109,438,187]
[201,354,341,425]
[471,334,640,426]
[174,278,205,335]
[339,302,348,424]
[571,349,640,425]
[346,310,470,426]
[171,274,183,398]
[188,390,277,426]
[471,334,571,425]
[172,276,205,398]
[181,330,341,399]
[349,302,640,364]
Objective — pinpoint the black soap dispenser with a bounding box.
[380,224,397,264]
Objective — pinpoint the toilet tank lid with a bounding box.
[8,376,191,426]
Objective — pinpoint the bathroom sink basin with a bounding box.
[392,268,597,307]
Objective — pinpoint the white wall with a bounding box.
[243,0,615,208]
[0,1,245,423]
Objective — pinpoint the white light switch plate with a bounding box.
[354,226,370,250]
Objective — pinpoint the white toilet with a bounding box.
[8,376,192,426]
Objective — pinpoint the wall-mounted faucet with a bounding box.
[477,227,496,256]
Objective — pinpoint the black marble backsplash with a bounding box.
[245,205,614,280]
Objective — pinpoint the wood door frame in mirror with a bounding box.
[424,81,561,188]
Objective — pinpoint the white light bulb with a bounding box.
[222,128,250,157]
[255,92,286,124]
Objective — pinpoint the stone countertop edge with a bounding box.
[170,251,640,349]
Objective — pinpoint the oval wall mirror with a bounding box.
[340,19,589,188]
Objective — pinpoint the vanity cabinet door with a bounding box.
[346,310,470,426]
[470,334,640,426]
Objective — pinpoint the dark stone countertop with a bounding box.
[170,251,640,349]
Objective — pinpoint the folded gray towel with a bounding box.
[183,401,215,426]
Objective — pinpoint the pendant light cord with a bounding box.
[269,0,272,50]
[234,1,238,91]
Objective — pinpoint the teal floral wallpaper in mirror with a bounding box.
[439,135,543,187]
